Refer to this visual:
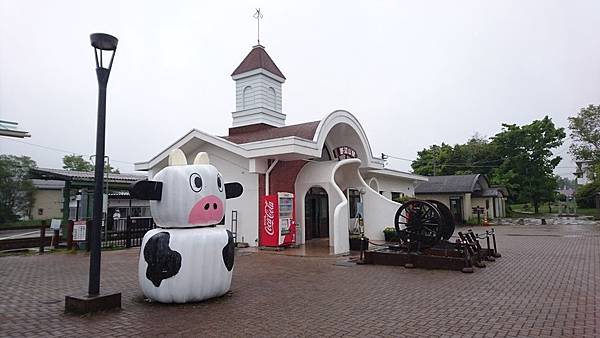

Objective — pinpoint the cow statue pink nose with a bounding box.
[188,195,224,225]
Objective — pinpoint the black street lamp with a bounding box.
[65,33,121,314]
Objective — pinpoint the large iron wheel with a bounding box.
[394,200,443,248]
[426,200,455,240]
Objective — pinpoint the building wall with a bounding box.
[268,160,307,194]
[362,174,418,199]
[412,194,450,206]
[32,189,63,220]
[235,74,282,112]
[413,193,478,222]
[471,197,494,219]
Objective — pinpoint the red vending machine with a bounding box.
[260,192,296,247]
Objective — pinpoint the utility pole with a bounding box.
[432,148,437,176]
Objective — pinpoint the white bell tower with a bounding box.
[231,44,286,128]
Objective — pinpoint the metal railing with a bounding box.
[100,216,155,249]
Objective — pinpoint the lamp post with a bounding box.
[65,33,121,314]
[90,154,110,241]
[89,33,117,297]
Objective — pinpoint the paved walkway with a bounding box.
[0,224,598,337]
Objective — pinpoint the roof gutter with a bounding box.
[265,159,279,195]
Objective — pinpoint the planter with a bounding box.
[349,237,369,251]
[383,230,400,242]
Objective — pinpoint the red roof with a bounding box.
[231,45,286,79]
[223,121,320,144]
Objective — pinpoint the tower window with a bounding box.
[243,86,253,109]
[269,87,276,109]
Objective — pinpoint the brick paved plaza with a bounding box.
[1,224,598,337]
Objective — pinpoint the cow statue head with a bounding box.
[129,149,243,228]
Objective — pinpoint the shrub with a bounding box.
[383,227,400,242]
[575,181,600,208]
[466,217,482,226]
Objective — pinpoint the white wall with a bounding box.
[296,159,401,254]
[235,74,282,112]
[32,189,63,220]
[471,197,494,219]
[334,160,400,241]
[362,173,418,199]
[295,160,348,254]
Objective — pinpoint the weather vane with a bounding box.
[253,8,263,45]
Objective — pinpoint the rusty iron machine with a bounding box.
[363,200,501,273]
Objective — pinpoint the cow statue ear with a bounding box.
[193,152,210,165]
[168,149,187,166]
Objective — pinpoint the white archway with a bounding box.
[313,110,382,168]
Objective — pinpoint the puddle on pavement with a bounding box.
[504,233,592,238]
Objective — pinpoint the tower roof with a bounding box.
[231,45,285,79]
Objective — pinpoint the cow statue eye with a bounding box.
[189,173,203,192]
[217,174,223,192]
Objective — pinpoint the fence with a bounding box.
[100,216,155,249]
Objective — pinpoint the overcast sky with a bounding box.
[2,1,599,177]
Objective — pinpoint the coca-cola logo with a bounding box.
[264,201,275,236]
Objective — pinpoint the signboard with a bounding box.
[472,206,485,215]
[73,221,87,241]
[103,193,108,213]
[50,219,62,230]
[333,146,358,160]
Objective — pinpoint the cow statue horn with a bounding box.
[193,152,210,165]
[168,149,187,166]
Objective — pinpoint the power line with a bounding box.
[3,138,134,165]
[383,152,577,169]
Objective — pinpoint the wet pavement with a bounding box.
[0,223,598,337]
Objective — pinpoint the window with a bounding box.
[242,86,252,109]
[130,207,151,218]
[38,208,44,215]
[379,191,384,195]
[391,192,404,203]
[348,189,361,218]
[269,87,276,109]
[485,200,490,210]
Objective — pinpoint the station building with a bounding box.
[135,44,426,254]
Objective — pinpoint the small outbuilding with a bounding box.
[414,174,508,223]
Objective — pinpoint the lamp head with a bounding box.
[90,33,118,51]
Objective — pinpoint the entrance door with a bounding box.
[304,187,329,240]
[449,196,464,224]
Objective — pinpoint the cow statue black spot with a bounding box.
[129,149,242,303]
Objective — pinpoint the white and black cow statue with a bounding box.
[129,149,243,303]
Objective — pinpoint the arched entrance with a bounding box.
[304,187,329,240]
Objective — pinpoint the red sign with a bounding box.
[264,199,275,236]
[333,146,357,160]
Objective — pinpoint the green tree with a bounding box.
[62,154,119,173]
[568,104,600,179]
[411,143,455,176]
[0,155,37,223]
[556,175,576,190]
[411,135,499,176]
[574,181,600,208]
[62,154,94,171]
[491,116,565,213]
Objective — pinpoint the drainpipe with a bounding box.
[265,159,279,196]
